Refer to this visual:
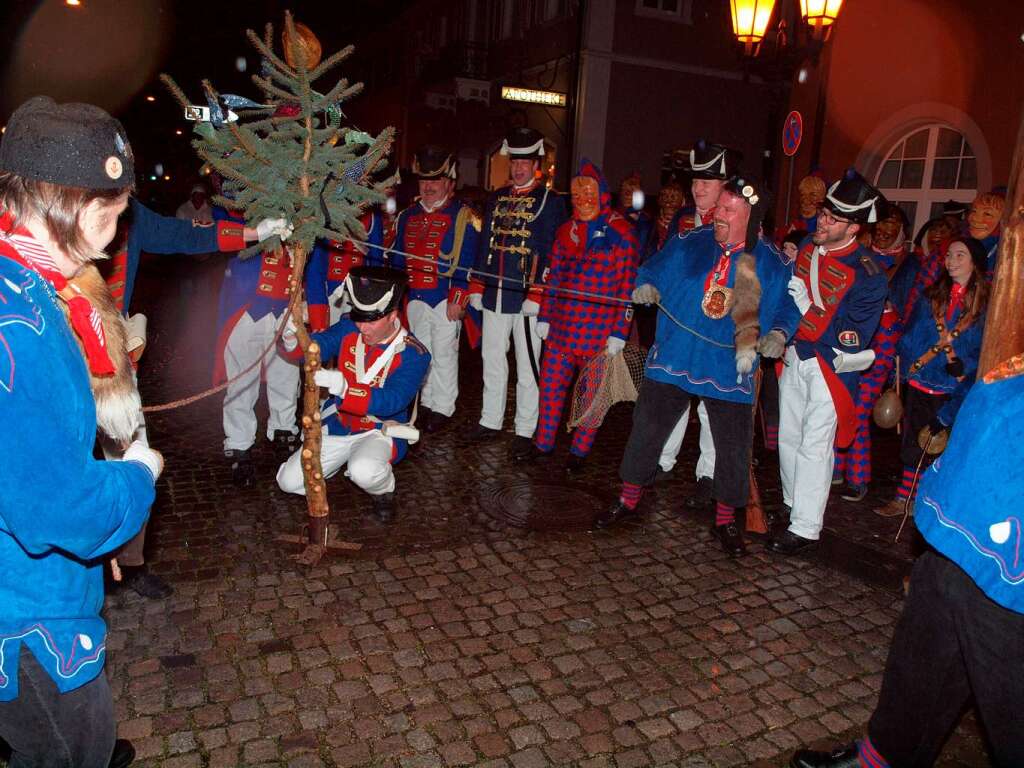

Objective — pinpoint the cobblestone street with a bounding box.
[97,292,990,768]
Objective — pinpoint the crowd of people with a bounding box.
[0,93,1019,768]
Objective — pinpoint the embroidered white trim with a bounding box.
[500,138,545,157]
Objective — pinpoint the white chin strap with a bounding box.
[500,138,545,157]
[344,274,395,315]
[690,147,726,177]
[826,180,879,223]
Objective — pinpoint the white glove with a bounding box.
[605,336,625,357]
[314,368,348,397]
[632,284,660,305]
[468,293,483,311]
[521,299,540,317]
[123,440,163,482]
[256,217,293,242]
[281,315,298,351]
[535,321,550,340]
[787,276,812,315]
[831,347,876,374]
[756,329,787,359]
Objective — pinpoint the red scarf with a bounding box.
[947,282,966,322]
[704,241,739,292]
[0,211,116,375]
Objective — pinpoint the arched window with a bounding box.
[874,124,977,238]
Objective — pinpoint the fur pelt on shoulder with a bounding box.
[61,263,141,446]
[731,252,761,354]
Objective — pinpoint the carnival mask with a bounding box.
[619,174,641,206]
[797,175,826,218]
[571,176,600,222]
[967,193,1005,240]
[926,219,955,254]
[657,184,684,216]
[872,213,903,250]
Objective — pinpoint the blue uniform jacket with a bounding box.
[640,227,797,404]
[306,212,385,320]
[389,198,480,307]
[118,198,226,315]
[792,238,888,401]
[307,319,430,463]
[473,184,566,314]
[915,356,1024,615]
[0,250,153,700]
[897,292,985,425]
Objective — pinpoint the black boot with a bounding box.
[370,492,397,524]
[227,449,255,488]
[468,424,501,442]
[684,476,713,509]
[109,739,136,768]
[564,453,586,476]
[425,411,450,433]
[710,522,747,557]
[593,500,639,530]
[120,565,173,600]
[790,744,860,768]
[511,441,550,464]
[767,529,819,556]
[272,430,299,450]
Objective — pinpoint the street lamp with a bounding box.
[729,0,777,56]
[799,0,843,39]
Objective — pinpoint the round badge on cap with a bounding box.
[742,185,754,197]
[105,156,123,180]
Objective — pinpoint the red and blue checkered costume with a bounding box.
[306,211,384,331]
[533,161,638,458]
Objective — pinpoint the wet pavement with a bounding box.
[90,283,993,768]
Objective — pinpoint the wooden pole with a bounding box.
[978,103,1024,375]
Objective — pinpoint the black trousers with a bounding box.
[621,378,753,507]
[900,386,948,467]
[0,648,116,768]
[869,551,1024,767]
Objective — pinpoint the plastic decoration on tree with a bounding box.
[160,12,397,563]
[566,345,647,431]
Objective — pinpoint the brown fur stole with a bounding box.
[730,252,761,355]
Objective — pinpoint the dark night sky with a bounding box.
[0,0,412,208]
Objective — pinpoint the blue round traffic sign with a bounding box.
[783,111,803,157]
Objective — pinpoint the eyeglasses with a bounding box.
[819,209,852,226]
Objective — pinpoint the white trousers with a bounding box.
[407,299,460,417]
[479,309,543,437]
[222,311,300,452]
[658,399,716,478]
[276,429,395,496]
[778,346,838,540]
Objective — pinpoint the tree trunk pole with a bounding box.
[979,103,1024,375]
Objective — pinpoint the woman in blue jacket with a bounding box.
[875,237,989,517]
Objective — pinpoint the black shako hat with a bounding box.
[942,199,968,218]
[344,266,408,322]
[723,174,768,253]
[823,169,884,224]
[0,96,134,189]
[500,127,546,159]
[688,140,740,180]
[412,145,456,179]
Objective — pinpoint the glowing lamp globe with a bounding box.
[282,21,322,69]
[730,0,777,54]
[799,0,843,38]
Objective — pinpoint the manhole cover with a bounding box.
[478,479,605,531]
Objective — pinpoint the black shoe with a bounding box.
[120,565,174,600]
[767,529,819,556]
[684,476,713,509]
[790,744,860,768]
[512,443,551,464]
[763,507,785,538]
[593,500,640,530]
[710,522,747,557]
[272,430,299,449]
[564,453,586,476]
[370,492,397,524]
[469,423,502,442]
[840,483,868,502]
[425,411,450,433]
[417,406,435,427]
[227,449,255,488]
[109,739,136,768]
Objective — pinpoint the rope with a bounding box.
[894,433,936,543]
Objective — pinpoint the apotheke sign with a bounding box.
[500,86,567,107]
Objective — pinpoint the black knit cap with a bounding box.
[689,140,740,180]
[344,266,408,322]
[412,145,455,179]
[723,174,768,252]
[0,96,134,190]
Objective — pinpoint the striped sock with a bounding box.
[896,466,916,501]
[715,501,735,526]
[619,482,644,510]
[857,736,890,768]
[765,425,778,450]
